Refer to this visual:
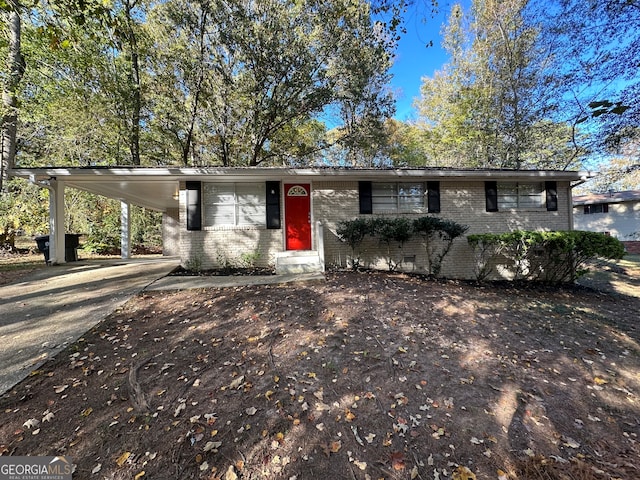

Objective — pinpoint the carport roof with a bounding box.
[10,166,584,212]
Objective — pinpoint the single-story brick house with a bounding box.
[573,190,640,254]
[10,167,584,279]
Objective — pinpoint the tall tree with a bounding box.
[113,0,145,165]
[6,0,396,170]
[535,0,640,132]
[1,0,25,192]
[415,0,577,169]
[527,0,640,187]
[2,0,143,168]
[146,0,394,167]
[17,18,129,165]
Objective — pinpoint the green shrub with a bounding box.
[467,231,625,283]
[337,216,468,275]
[571,231,625,279]
[467,234,501,281]
[185,254,203,273]
[371,217,414,271]
[239,251,262,268]
[0,178,49,250]
[413,217,468,276]
[336,218,372,269]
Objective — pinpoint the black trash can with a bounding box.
[34,234,81,263]
[64,234,81,262]
[34,235,50,263]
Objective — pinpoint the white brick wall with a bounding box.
[178,179,573,278]
[162,208,180,256]
[314,180,572,280]
[179,227,283,270]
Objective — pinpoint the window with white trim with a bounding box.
[497,182,545,209]
[372,182,428,213]
[203,183,266,226]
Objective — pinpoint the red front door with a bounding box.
[284,183,311,250]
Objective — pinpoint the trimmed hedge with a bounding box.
[467,230,625,283]
[335,218,372,270]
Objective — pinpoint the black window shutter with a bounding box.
[545,181,558,211]
[485,181,498,212]
[427,181,440,213]
[266,181,281,229]
[603,203,609,213]
[359,181,372,214]
[186,181,202,231]
[584,205,589,214]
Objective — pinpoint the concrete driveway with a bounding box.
[0,257,179,395]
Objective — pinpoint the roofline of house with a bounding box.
[10,166,584,182]
[573,189,640,206]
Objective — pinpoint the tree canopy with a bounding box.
[534,0,640,189]
[414,0,581,170]
[2,0,639,248]
[2,0,396,173]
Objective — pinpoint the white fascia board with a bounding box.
[9,167,583,182]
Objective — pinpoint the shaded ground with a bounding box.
[0,255,177,395]
[1,268,639,480]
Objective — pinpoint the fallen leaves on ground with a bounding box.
[1,271,639,479]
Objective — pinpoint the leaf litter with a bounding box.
[0,271,639,479]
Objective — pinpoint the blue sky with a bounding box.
[389,1,461,121]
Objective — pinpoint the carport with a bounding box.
[9,167,183,264]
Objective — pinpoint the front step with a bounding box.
[275,251,323,274]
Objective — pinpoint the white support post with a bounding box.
[121,200,131,259]
[316,220,325,272]
[49,178,66,264]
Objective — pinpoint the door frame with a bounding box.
[283,182,313,251]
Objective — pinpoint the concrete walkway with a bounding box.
[0,257,178,395]
[0,258,325,395]
[146,271,325,291]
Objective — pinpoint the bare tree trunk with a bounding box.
[129,50,141,165]
[124,0,141,165]
[182,9,207,166]
[1,1,24,192]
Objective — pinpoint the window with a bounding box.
[203,183,266,226]
[497,182,545,209]
[373,182,424,212]
[486,181,558,212]
[583,204,608,214]
[359,181,440,214]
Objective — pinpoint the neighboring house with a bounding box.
[10,167,582,279]
[573,190,640,253]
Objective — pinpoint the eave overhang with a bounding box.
[9,167,584,212]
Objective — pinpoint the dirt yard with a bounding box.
[1,268,639,480]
